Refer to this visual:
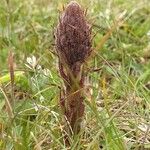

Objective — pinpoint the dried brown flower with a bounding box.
[56,1,92,68]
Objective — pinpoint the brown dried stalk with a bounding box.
[55,1,92,134]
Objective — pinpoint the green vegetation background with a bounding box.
[0,0,150,149]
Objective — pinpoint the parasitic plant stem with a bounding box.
[55,1,92,135]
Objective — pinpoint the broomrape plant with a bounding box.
[55,1,92,135]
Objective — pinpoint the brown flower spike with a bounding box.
[55,1,92,134]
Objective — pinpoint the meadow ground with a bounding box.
[0,0,150,149]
